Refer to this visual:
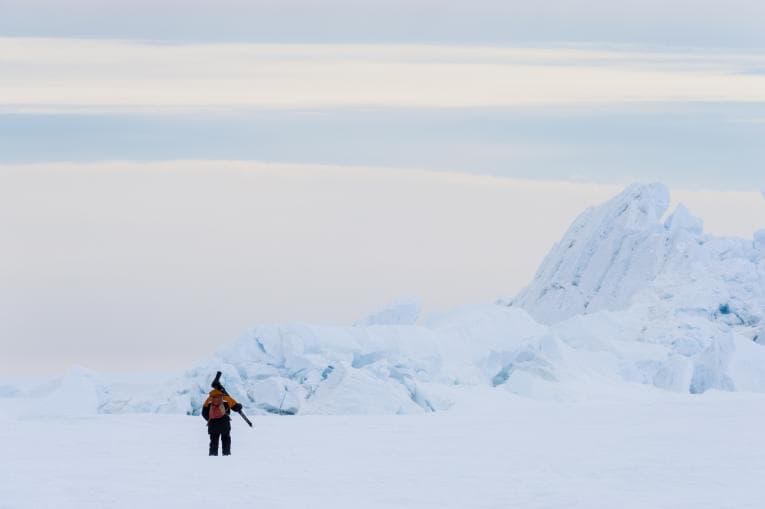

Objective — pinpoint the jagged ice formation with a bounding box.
[10,183,765,416]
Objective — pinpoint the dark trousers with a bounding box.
[209,430,231,456]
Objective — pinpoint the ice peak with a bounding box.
[511,182,674,323]
[614,182,671,228]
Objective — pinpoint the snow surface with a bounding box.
[3,389,765,508]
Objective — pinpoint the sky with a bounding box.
[1,1,764,375]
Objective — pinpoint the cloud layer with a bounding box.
[3,38,765,112]
[3,1,765,47]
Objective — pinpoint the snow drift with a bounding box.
[7,183,765,415]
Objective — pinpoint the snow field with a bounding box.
[3,389,765,509]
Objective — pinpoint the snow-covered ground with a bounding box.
[3,388,764,508]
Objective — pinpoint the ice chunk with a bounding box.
[664,203,704,235]
[302,363,425,415]
[249,377,301,415]
[754,229,765,251]
[355,298,421,326]
[21,366,110,418]
[0,385,21,398]
[689,335,736,394]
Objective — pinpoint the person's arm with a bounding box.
[225,395,243,412]
[201,398,211,421]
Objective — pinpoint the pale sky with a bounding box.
[1,1,764,375]
[3,162,764,375]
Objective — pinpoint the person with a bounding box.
[201,388,242,456]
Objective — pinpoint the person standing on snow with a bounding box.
[202,388,242,456]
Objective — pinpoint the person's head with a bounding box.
[210,389,224,403]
